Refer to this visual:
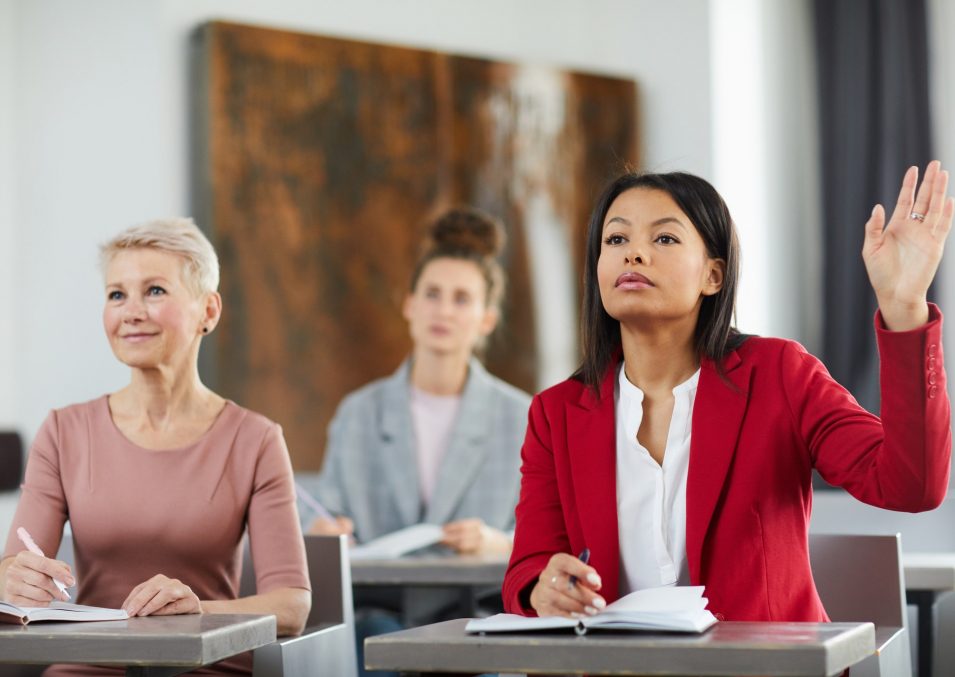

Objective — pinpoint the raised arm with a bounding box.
[863,161,953,330]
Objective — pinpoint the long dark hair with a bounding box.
[574,171,744,392]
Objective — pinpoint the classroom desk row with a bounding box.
[355,551,955,676]
[0,552,952,676]
[0,611,876,677]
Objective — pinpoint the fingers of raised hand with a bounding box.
[926,169,952,236]
[910,161,940,217]
[863,204,886,249]
[885,162,952,244]
[890,165,920,223]
[939,197,955,238]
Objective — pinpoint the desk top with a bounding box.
[351,554,507,586]
[365,618,876,676]
[903,552,955,591]
[0,613,276,667]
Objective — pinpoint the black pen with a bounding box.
[568,547,591,587]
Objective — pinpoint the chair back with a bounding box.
[240,534,354,630]
[0,432,23,491]
[243,534,358,677]
[808,532,906,627]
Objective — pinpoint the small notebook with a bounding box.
[349,524,444,560]
[0,601,129,625]
[466,585,717,635]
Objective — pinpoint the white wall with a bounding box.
[710,0,821,347]
[6,0,716,442]
[0,0,16,429]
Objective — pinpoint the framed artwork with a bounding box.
[194,21,638,469]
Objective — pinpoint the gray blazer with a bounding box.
[299,358,531,543]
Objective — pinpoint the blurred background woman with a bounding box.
[299,206,531,676]
[0,218,310,676]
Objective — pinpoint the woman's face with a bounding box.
[103,248,216,371]
[596,187,724,326]
[403,257,498,359]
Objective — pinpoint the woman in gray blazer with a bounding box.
[303,207,530,552]
[298,207,531,676]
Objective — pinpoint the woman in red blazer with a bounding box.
[503,163,952,622]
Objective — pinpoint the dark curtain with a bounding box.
[813,0,935,414]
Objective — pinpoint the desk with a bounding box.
[904,552,955,677]
[351,554,506,620]
[0,613,275,677]
[365,618,876,676]
[350,554,507,587]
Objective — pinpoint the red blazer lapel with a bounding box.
[686,350,753,584]
[566,368,621,599]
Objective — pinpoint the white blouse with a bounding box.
[615,363,699,595]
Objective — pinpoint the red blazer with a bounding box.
[504,306,951,621]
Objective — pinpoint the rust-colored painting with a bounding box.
[194,21,638,470]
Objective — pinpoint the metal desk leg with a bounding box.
[908,589,937,677]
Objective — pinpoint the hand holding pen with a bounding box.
[1,527,75,606]
[530,548,605,619]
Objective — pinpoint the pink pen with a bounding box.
[16,527,71,600]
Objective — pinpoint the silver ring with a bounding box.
[910,211,926,221]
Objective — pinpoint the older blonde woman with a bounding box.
[0,218,310,675]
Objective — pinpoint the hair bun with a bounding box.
[427,207,505,258]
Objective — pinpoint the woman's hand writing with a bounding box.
[529,553,605,618]
[863,160,953,331]
[0,551,74,606]
[122,574,201,616]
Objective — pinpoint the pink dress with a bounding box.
[3,396,310,675]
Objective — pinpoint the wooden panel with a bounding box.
[195,21,638,469]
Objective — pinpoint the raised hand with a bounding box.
[863,161,953,331]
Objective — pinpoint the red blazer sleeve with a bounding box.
[503,392,573,615]
[792,304,950,510]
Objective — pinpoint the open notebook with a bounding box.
[0,601,129,625]
[466,586,717,635]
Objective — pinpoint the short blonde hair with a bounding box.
[100,218,220,295]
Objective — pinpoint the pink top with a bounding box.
[409,386,462,506]
[4,396,309,675]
